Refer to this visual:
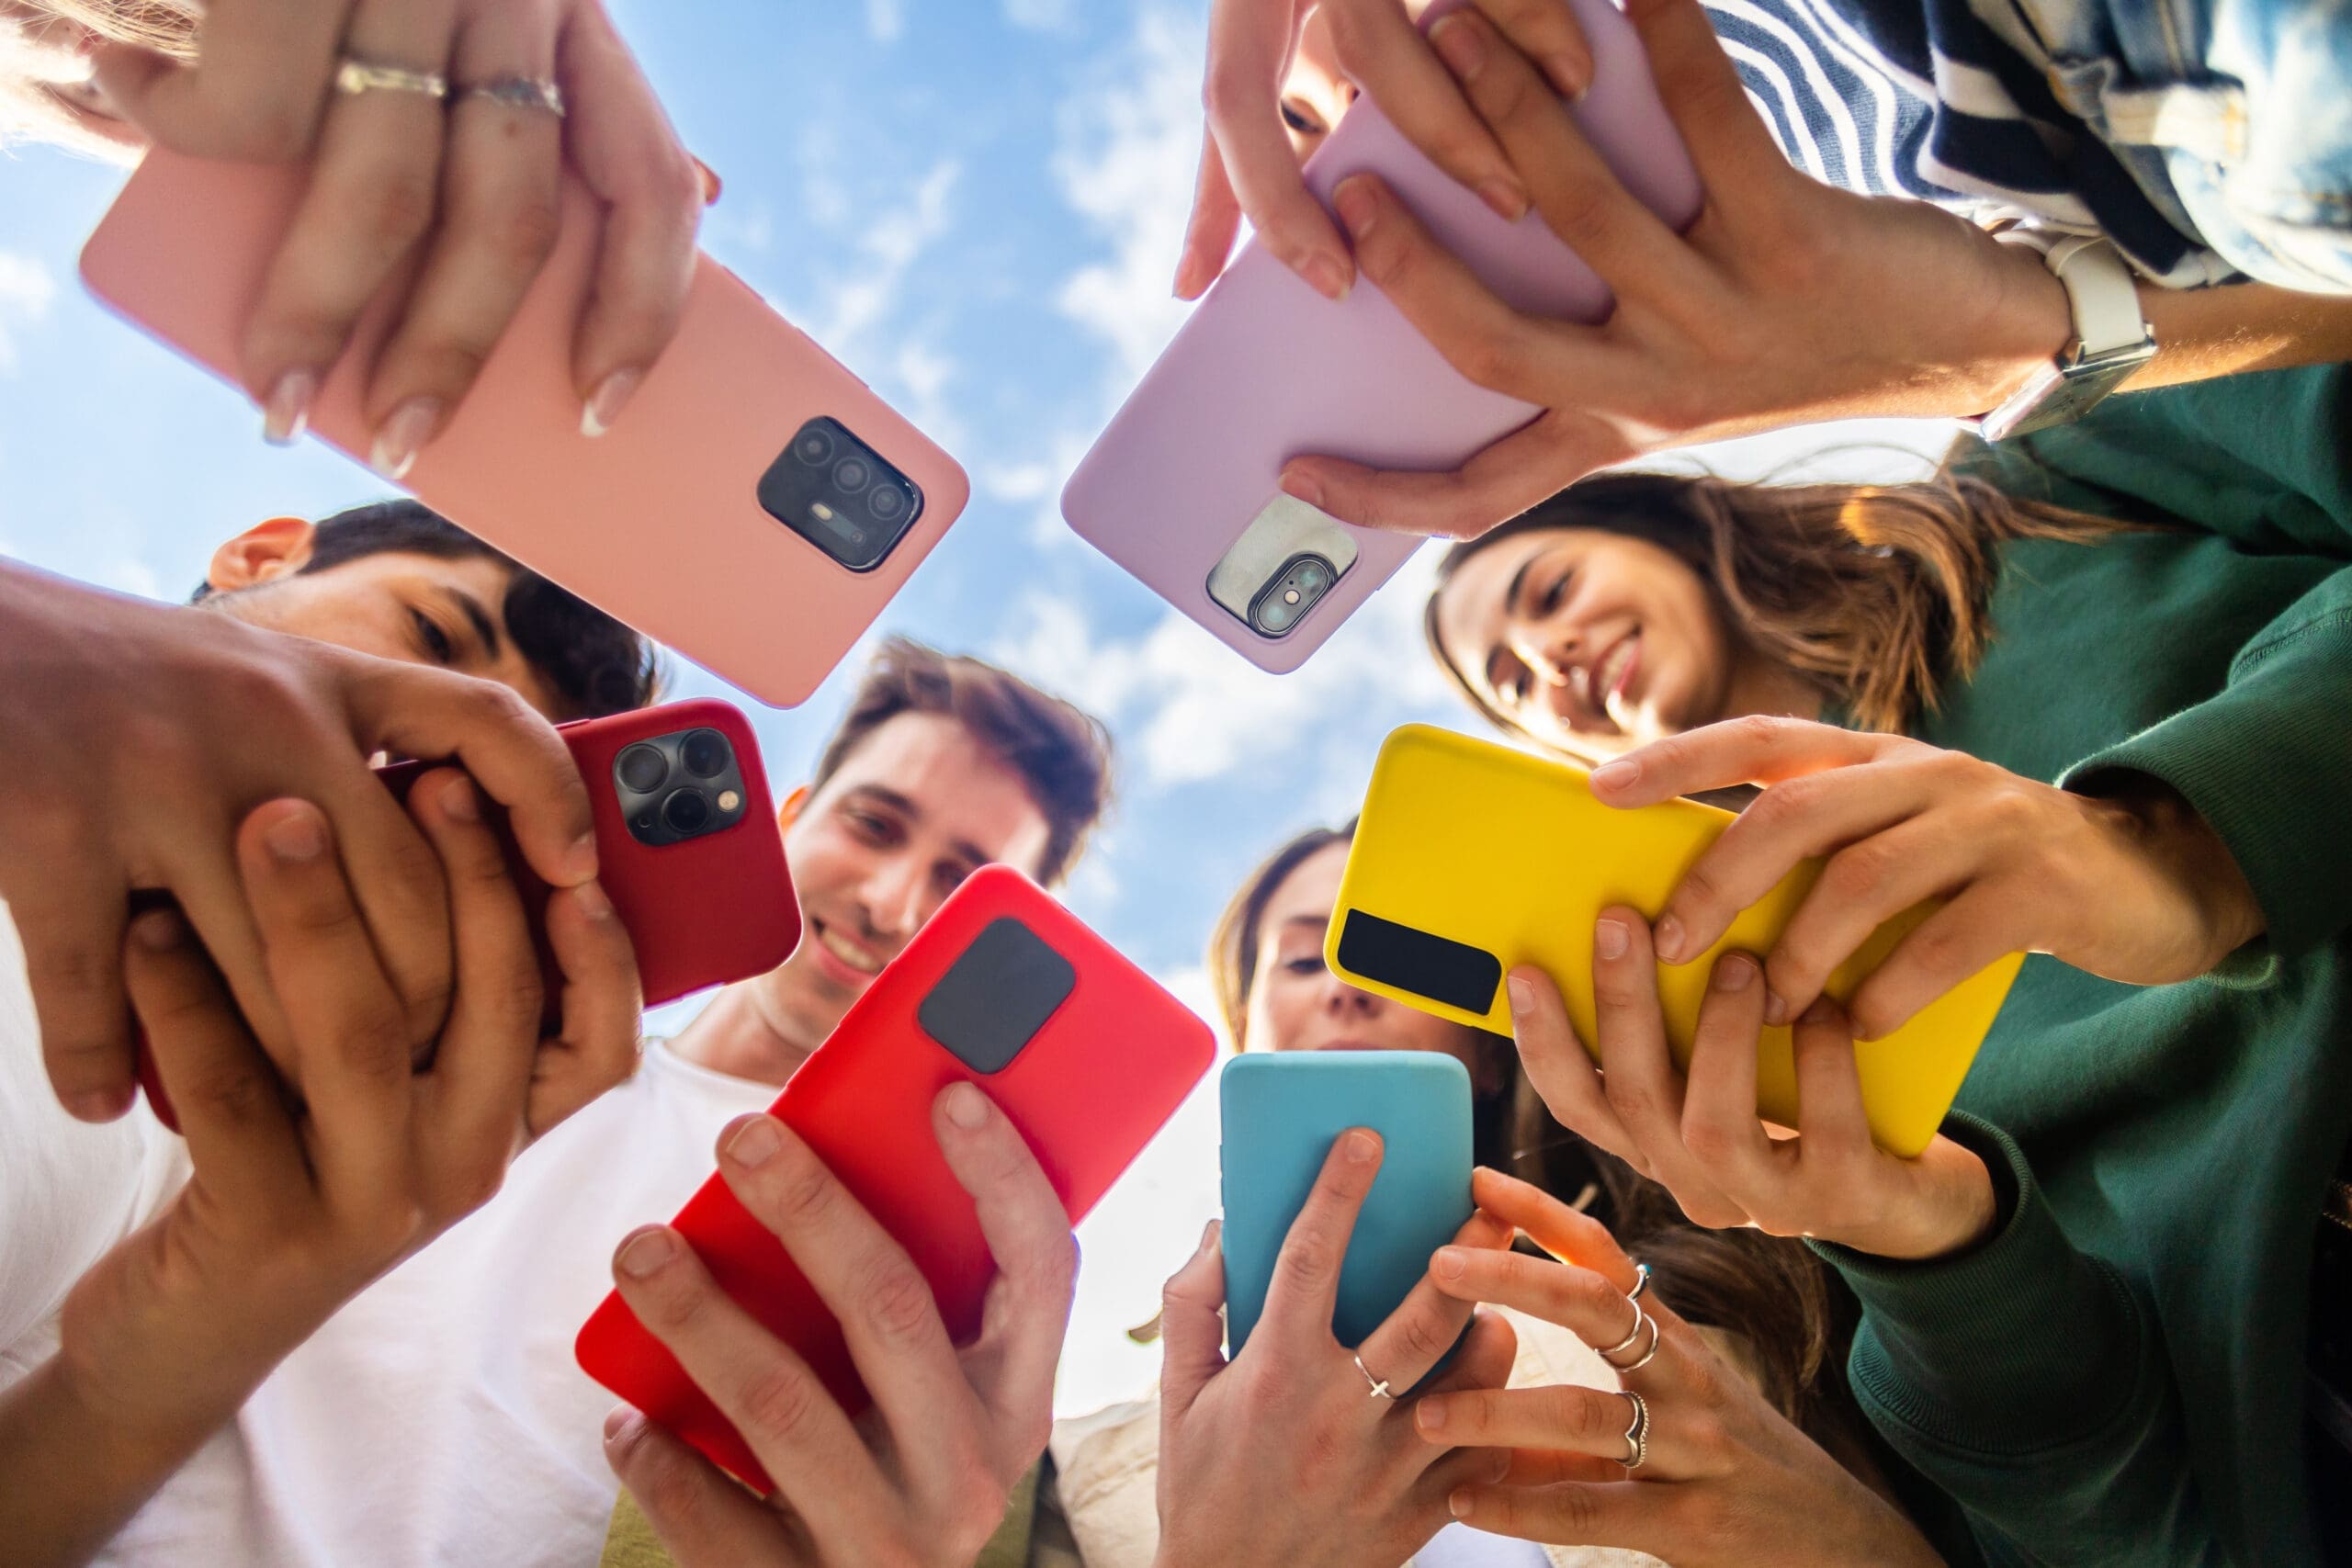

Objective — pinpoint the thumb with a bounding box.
[1158,1219,1228,1418]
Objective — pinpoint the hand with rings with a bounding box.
[1150,1128,1521,1568]
[1413,1168,1947,1568]
[89,0,708,468]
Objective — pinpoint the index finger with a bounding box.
[1324,0,1529,220]
[1469,1166,1640,1292]
[1260,1127,1383,1353]
[1588,716,1897,808]
[1352,1207,1510,1398]
[1202,0,1352,300]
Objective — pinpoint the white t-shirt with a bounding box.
[0,893,772,1568]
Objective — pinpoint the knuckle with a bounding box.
[348,164,441,256]
[1392,1307,1448,1366]
[854,1258,939,1345]
[628,1436,709,1532]
[472,188,563,278]
[1199,63,1255,126]
[1679,1113,1739,1167]
[345,1194,429,1268]
[1823,837,1898,908]
[767,1157,839,1232]
[1275,1231,1340,1293]
[1600,1077,1656,1124]
[175,1057,278,1129]
[1319,1,1380,68]
[1454,330,1530,391]
[736,1359,826,1447]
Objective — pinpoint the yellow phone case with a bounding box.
[1326,725,2022,1158]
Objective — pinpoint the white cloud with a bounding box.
[978,460,1059,503]
[865,0,905,44]
[801,158,962,360]
[1003,0,1077,31]
[0,250,57,374]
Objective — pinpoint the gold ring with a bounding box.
[334,59,448,100]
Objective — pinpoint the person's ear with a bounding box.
[206,517,316,592]
[777,784,810,833]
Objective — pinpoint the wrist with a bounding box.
[2085,779,2266,967]
[1952,231,2077,413]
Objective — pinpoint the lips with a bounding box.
[1597,631,1641,708]
[807,918,885,987]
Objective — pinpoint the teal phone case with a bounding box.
[1219,1052,1474,1356]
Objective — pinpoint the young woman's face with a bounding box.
[1241,841,1493,1088]
[1277,8,1358,163]
[1430,525,1739,758]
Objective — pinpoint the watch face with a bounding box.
[1979,338,2155,442]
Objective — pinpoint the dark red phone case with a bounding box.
[135,697,800,1129]
[572,864,1216,1494]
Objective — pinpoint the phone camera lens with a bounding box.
[679,728,730,779]
[616,743,668,794]
[794,425,837,467]
[832,455,872,494]
[662,789,711,835]
[867,482,908,523]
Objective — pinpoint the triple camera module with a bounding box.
[756,416,925,572]
[613,727,750,847]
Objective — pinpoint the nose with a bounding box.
[858,856,931,943]
[1319,974,1382,1017]
[1514,624,1583,688]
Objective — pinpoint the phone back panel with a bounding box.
[1329,727,2023,1158]
[574,865,1216,1493]
[1060,0,1700,672]
[79,150,968,708]
[1219,1051,1473,1355]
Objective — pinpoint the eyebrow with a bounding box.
[1504,552,1535,621]
[447,588,503,660]
[842,784,990,870]
[1280,914,1330,931]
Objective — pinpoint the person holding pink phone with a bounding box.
[3,0,706,468]
[1187,0,2352,542]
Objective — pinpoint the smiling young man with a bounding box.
[35,637,1114,1568]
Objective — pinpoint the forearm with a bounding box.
[2125,281,2352,392]
[0,1357,241,1568]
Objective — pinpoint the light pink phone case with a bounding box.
[1060,0,1701,673]
[80,150,969,709]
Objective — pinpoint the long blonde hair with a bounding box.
[2,1,196,157]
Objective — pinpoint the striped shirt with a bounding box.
[1702,0,2237,286]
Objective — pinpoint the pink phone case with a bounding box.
[1060,0,1700,672]
[79,150,969,708]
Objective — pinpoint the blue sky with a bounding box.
[0,0,1955,1413]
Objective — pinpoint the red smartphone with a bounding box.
[80,151,970,708]
[574,863,1216,1493]
[135,697,800,1130]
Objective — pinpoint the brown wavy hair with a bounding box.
[1425,466,2129,739]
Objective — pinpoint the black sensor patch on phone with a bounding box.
[1335,909,1501,1016]
[917,917,1078,1074]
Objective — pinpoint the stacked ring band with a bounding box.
[1621,1390,1650,1470]
[334,59,448,99]
[1628,1261,1652,1301]
[461,76,567,117]
[1598,1299,1648,1360]
[1612,1310,1662,1373]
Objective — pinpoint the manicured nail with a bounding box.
[261,368,316,446]
[565,831,601,885]
[943,1079,989,1130]
[264,809,327,863]
[369,397,442,483]
[1278,469,1325,511]
[439,775,480,823]
[1764,990,1790,1026]
[571,878,615,921]
[1346,1129,1379,1163]
[616,1227,676,1279]
[1303,252,1351,304]
[1589,757,1638,793]
[131,909,187,951]
[1653,914,1685,964]
[1431,1246,1466,1280]
[1430,13,1485,78]
[581,368,641,438]
[602,1405,632,1440]
[690,154,723,206]
[1713,953,1755,992]
[1594,917,1628,961]
[1449,1488,1475,1520]
[1172,246,1207,299]
[70,1088,130,1122]
[725,1114,786,1168]
[1332,175,1378,240]
[1507,975,1535,1017]
[1476,179,1529,222]
[1418,1398,1449,1431]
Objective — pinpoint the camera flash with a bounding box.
[718,790,742,812]
[1283,589,1301,604]
[812,502,836,521]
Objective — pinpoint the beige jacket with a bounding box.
[1037,1305,1673,1568]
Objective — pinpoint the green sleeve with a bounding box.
[1811,1115,2223,1568]
[2057,564,2352,976]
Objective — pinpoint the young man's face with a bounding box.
[201,517,563,717]
[755,711,1055,1055]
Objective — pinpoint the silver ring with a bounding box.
[1609,1311,1662,1374]
[460,75,566,117]
[1596,1298,1648,1360]
[1354,1352,1394,1401]
[334,58,448,100]
[1627,1262,1652,1302]
[1621,1390,1649,1470]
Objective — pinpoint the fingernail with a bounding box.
[602,1405,632,1441]
[439,776,480,823]
[581,368,641,438]
[943,1079,989,1130]
[1346,1129,1379,1163]
[1594,917,1628,962]
[1418,1398,1449,1431]
[1507,975,1534,1017]
[1332,175,1378,240]
[1476,179,1529,222]
[131,909,186,950]
[369,397,443,483]
[690,153,723,206]
[1713,953,1755,992]
[1171,247,1206,299]
[1431,1246,1466,1280]
[1198,1217,1221,1254]
[261,368,316,446]
[565,831,601,885]
[71,1088,130,1122]
[1550,51,1592,100]
[725,1115,786,1168]
[264,809,327,863]
[1449,1488,1475,1521]
[1303,252,1351,303]
[1278,469,1325,511]
[616,1226,676,1279]
[1589,757,1639,793]
[1763,991,1790,1026]
[1430,13,1485,78]
[571,878,615,921]
[1653,915,1684,964]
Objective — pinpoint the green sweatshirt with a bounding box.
[1811,366,2352,1568]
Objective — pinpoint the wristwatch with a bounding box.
[1974,233,2157,441]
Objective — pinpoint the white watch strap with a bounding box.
[2042,234,2149,361]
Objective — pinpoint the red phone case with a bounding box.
[573,864,1216,1493]
[136,697,800,1129]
